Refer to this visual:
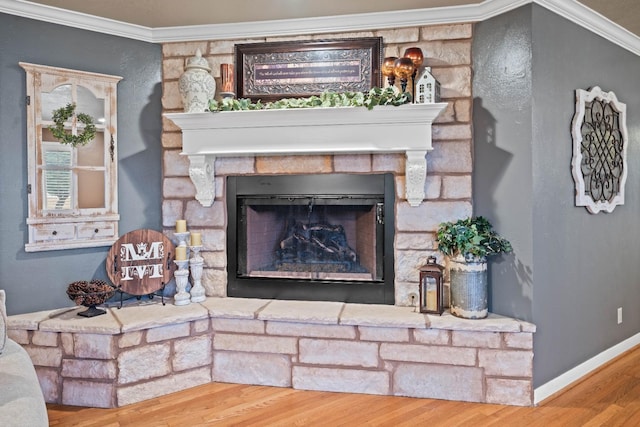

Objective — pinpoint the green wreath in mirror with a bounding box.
[49,103,96,147]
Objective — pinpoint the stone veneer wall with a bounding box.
[160,24,474,306]
[7,298,535,408]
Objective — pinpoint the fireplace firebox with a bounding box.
[227,174,395,304]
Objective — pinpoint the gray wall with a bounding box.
[0,13,163,315]
[474,4,640,387]
[473,5,535,322]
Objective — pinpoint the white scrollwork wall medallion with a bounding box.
[571,86,628,214]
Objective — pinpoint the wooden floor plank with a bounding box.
[47,346,640,426]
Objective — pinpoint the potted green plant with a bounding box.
[436,216,512,319]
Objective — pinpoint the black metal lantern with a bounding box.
[419,256,444,315]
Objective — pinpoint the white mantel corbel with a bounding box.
[165,103,446,207]
[405,150,429,206]
[188,154,216,206]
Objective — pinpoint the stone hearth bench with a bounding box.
[7,298,536,408]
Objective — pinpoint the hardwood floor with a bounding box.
[47,345,640,426]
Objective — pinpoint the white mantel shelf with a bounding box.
[165,103,447,207]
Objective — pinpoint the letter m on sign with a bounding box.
[120,241,164,261]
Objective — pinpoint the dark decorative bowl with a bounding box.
[66,280,117,317]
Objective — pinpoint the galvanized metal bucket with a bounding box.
[449,256,488,319]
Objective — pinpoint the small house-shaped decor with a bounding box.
[416,67,440,104]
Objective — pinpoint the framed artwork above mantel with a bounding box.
[235,37,383,102]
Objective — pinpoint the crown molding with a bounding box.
[1,0,639,56]
[0,0,153,42]
[151,0,529,42]
[537,0,640,56]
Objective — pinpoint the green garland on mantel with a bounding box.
[208,87,411,112]
[49,103,96,147]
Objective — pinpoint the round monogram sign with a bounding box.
[106,229,176,295]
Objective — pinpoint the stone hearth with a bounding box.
[8,298,535,408]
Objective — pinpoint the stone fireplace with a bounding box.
[161,26,475,306]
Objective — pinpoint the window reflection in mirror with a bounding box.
[42,145,72,210]
[78,170,105,209]
[76,85,104,124]
[77,131,104,167]
[41,85,72,121]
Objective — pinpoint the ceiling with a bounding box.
[22,0,640,38]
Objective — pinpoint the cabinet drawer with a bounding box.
[78,222,116,238]
[32,224,76,241]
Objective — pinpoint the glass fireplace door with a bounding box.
[227,173,395,305]
[238,196,384,282]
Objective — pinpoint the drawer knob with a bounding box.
[94,228,99,233]
[52,230,57,236]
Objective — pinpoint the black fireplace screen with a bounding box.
[227,174,395,304]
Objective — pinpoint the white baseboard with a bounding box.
[534,332,640,404]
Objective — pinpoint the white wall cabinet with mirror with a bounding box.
[20,62,122,252]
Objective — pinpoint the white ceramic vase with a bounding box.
[179,49,216,113]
